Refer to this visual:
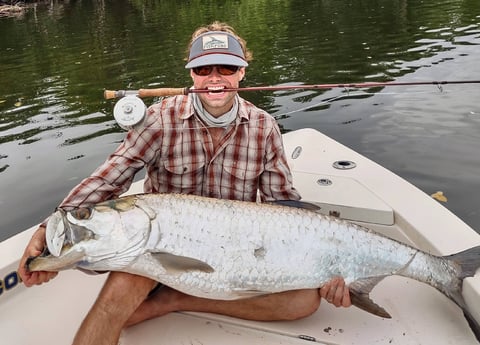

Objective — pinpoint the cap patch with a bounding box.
[202,34,229,50]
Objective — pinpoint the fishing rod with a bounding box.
[104,80,480,99]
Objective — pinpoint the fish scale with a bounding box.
[28,193,480,339]
[129,194,433,297]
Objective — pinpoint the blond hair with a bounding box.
[186,21,253,62]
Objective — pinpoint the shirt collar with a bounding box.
[181,93,250,122]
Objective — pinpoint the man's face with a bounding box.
[190,65,246,116]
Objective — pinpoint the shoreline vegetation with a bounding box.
[0,3,26,17]
[0,1,44,18]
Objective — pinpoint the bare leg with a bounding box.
[72,272,156,345]
[72,272,350,344]
[126,286,321,327]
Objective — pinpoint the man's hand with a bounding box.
[319,277,351,307]
[18,225,58,287]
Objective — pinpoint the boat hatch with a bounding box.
[292,171,394,225]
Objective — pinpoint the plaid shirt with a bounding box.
[59,94,300,209]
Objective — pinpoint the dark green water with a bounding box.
[1,0,480,241]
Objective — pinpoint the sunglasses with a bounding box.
[192,65,240,76]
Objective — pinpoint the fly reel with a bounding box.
[113,95,147,130]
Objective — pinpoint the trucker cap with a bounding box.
[185,31,248,69]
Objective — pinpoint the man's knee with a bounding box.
[282,289,321,320]
[97,272,156,310]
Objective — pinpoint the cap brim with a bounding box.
[185,54,248,69]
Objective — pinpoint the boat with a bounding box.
[1,127,479,344]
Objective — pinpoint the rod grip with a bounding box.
[104,90,119,99]
[104,87,189,99]
[138,87,189,98]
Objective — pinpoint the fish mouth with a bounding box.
[27,208,95,272]
[27,247,85,272]
[45,208,95,257]
[45,209,67,257]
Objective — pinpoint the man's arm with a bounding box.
[18,122,160,285]
[259,123,301,201]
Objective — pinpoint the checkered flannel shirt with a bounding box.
[59,94,300,209]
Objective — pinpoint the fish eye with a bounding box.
[71,207,92,220]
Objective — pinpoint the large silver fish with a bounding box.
[28,193,480,338]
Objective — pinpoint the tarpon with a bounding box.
[27,193,480,339]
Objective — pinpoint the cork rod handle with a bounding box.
[104,87,190,99]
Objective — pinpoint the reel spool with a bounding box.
[113,95,146,130]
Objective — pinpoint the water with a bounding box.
[1,0,479,241]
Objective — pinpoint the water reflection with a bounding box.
[0,0,479,240]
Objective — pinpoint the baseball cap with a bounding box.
[185,31,248,69]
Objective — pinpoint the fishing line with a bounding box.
[272,87,449,118]
[141,90,450,129]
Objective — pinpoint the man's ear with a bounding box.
[239,67,246,82]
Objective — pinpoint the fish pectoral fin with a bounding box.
[230,288,270,299]
[349,277,391,319]
[151,252,214,275]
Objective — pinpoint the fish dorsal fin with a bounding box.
[269,200,321,211]
[151,252,214,275]
[349,277,391,318]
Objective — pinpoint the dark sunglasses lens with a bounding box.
[193,65,239,76]
[217,65,239,75]
[193,66,213,76]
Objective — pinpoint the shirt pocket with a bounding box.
[160,155,206,192]
[222,162,263,194]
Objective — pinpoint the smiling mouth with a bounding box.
[207,86,225,94]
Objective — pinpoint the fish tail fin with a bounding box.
[444,246,480,308]
[447,245,480,280]
[445,245,480,342]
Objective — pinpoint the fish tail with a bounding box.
[447,245,480,280]
[445,245,480,342]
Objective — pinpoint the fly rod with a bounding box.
[104,80,480,99]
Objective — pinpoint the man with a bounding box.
[19,22,351,345]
